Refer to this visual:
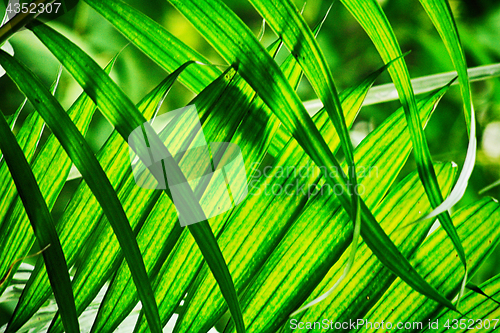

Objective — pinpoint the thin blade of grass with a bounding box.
[417,0,477,304]
[417,0,476,230]
[479,179,500,194]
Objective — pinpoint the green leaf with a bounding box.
[6,54,120,333]
[0,45,162,332]
[29,21,245,333]
[479,178,500,194]
[0,106,79,332]
[247,0,359,223]
[417,2,477,269]
[0,68,65,299]
[222,83,452,333]
[340,0,465,308]
[171,59,389,333]
[163,0,456,313]
[245,3,363,313]
[362,197,500,332]
[51,66,244,333]
[288,162,456,331]
[417,0,477,304]
[422,273,500,333]
[0,110,44,226]
[132,40,293,333]
[83,0,220,94]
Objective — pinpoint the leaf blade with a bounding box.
[0,41,162,333]
[0,103,79,333]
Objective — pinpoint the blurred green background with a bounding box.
[1,0,500,306]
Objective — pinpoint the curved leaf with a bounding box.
[361,197,500,332]
[6,54,134,333]
[83,0,220,94]
[289,162,456,332]
[417,0,477,250]
[223,82,452,333]
[29,21,245,333]
[340,0,465,308]
[0,108,78,333]
[0,47,162,333]
[164,0,455,313]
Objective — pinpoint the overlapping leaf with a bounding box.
[164,0,456,312]
[417,0,477,246]
[222,83,452,333]
[1,62,96,330]
[0,55,79,332]
[132,40,299,333]
[6,57,179,333]
[247,0,359,224]
[359,197,500,332]
[289,162,456,332]
[0,46,162,332]
[29,20,250,333]
[340,0,466,295]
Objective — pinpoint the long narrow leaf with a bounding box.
[0,49,162,333]
[29,21,245,333]
[340,0,466,306]
[247,0,360,224]
[164,0,455,312]
[417,0,477,304]
[0,109,79,333]
[0,67,64,299]
[417,0,477,234]
[6,54,122,333]
[83,0,220,94]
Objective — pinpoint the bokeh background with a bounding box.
[1,0,500,323]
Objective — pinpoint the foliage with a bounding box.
[1,0,500,332]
